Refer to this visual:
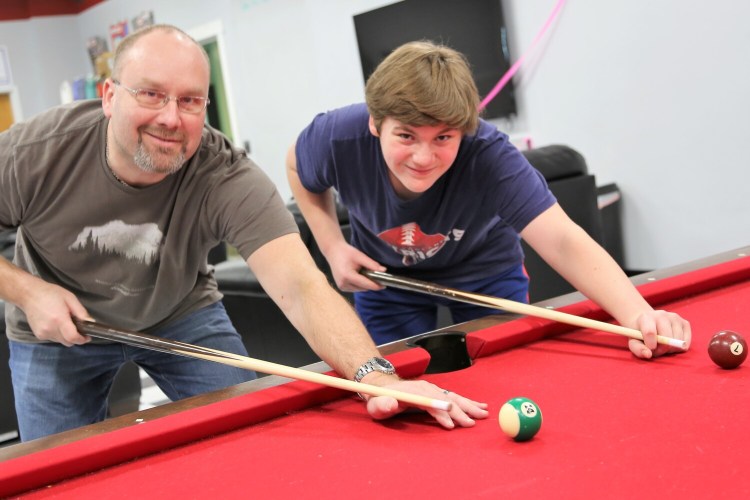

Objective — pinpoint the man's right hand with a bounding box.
[20,281,91,347]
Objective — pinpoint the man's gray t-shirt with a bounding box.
[0,99,298,342]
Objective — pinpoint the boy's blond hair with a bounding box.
[365,40,480,134]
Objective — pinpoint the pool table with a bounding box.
[1,246,749,498]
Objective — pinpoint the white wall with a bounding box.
[507,1,750,269]
[0,16,90,119]
[1,0,748,270]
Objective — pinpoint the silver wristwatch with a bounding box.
[353,357,395,383]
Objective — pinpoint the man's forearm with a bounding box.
[281,277,380,380]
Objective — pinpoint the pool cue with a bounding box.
[361,270,686,349]
[72,319,451,411]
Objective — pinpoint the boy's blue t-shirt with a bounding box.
[295,103,556,283]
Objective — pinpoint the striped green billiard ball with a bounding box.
[499,397,543,441]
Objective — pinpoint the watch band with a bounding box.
[353,357,395,383]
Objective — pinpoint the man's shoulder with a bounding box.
[9,100,105,148]
[188,125,271,193]
[195,124,250,171]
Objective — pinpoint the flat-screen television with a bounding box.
[353,0,517,120]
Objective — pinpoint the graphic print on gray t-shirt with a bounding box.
[69,220,162,265]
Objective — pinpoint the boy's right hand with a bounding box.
[326,241,386,292]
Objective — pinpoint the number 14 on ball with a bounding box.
[499,397,543,442]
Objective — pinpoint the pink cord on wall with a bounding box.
[479,0,567,111]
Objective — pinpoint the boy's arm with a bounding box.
[285,143,384,291]
[520,203,691,357]
[285,143,346,257]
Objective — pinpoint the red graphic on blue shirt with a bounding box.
[378,223,448,266]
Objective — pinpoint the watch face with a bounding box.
[374,358,394,370]
[354,357,395,382]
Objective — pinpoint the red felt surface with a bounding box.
[8,259,750,499]
[0,348,430,498]
[468,255,750,359]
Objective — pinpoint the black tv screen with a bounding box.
[354,0,517,120]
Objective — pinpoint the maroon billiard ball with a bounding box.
[707,331,747,369]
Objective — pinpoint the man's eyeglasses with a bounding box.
[112,80,210,114]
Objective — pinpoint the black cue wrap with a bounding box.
[360,270,506,310]
[72,318,237,362]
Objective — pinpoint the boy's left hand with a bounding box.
[629,310,691,359]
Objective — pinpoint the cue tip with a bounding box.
[666,338,687,349]
[432,400,452,411]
